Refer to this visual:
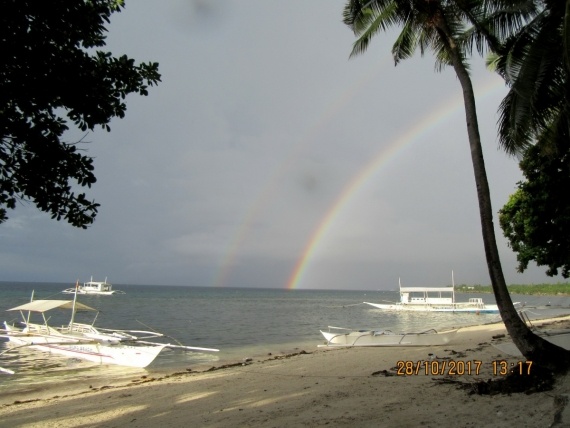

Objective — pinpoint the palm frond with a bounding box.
[392,18,418,64]
[498,90,534,154]
[346,1,400,58]
[497,2,567,154]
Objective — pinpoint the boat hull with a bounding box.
[363,302,499,314]
[320,329,458,347]
[62,289,117,296]
[3,326,166,368]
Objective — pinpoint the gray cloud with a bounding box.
[0,1,563,289]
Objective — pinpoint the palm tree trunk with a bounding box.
[437,21,570,373]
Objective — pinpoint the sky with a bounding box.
[0,0,565,290]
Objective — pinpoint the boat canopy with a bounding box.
[399,287,454,293]
[7,300,96,313]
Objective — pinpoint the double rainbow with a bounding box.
[212,66,506,290]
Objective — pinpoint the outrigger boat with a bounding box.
[320,326,458,347]
[0,291,219,374]
[364,272,501,314]
[62,277,125,295]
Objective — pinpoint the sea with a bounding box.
[1,281,570,395]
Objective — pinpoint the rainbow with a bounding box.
[211,58,392,287]
[286,76,506,290]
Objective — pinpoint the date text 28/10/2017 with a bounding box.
[395,360,533,376]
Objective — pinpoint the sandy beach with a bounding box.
[1,317,570,428]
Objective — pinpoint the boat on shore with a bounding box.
[364,273,501,314]
[319,326,458,347]
[0,292,219,373]
[62,278,125,295]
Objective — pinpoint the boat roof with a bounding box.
[7,300,96,313]
[400,287,454,293]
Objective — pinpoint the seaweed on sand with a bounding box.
[434,365,556,395]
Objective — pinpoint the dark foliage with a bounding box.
[0,0,160,227]
[500,143,570,278]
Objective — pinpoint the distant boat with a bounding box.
[319,326,458,347]
[62,278,125,296]
[363,272,501,314]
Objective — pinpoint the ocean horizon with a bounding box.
[1,281,570,394]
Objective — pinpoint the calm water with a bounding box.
[1,281,569,393]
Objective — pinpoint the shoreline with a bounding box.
[2,316,570,427]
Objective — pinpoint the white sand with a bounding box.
[1,317,569,427]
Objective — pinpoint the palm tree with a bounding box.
[485,0,569,156]
[343,0,570,372]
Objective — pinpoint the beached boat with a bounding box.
[364,274,500,314]
[0,292,218,373]
[62,278,125,295]
[319,326,458,347]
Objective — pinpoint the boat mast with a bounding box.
[69,280,79,331]
[25,289,35,326]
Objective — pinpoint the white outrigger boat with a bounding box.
[62,277,125,295]
[320,326,458,347]
[0,292,218,374]
[364,273,500,314]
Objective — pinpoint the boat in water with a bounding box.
[364,273,501,314]
[0,292,219,374]
[319,326,458,347]
[62,278,125,295]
